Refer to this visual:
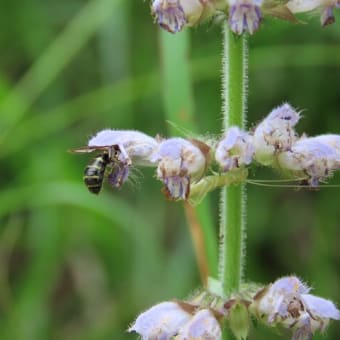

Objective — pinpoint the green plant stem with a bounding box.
[219,25,248,296]
[159,29,218,282]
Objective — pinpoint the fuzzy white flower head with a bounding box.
[228,0,263,34]
[253,103,300,166]
[151,137,209,200]
[129,301,192,339]
[287,0,340,26]
[175,309,222,340]
[152,0,213,33]
[215,126,255,171]
[278,135,340,186]
[252,276,340,338]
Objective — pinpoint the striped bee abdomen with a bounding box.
[83,153,110,194]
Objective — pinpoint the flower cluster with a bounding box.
[73,103,340,199]
[216,103,340,186]
[128,276,339,339]
[149,0,339,35]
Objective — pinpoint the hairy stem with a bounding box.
[219,25,248,295]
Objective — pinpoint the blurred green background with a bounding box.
[0,0,339,339]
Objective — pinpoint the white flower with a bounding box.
[215,126,254,171]
[129,301,192,339]
[253,103,300,166]
[151,138,210,200]
[278,135,340,186]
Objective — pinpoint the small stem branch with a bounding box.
[219,25,248,295]
[184,203,210,286]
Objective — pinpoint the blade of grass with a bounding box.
[0,0,122,142]
[159,29,218,283]
[3,208,62,340]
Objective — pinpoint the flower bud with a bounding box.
[225,300,250,340]
[128,301,192,339]
[215,127,254,171]
[151,138,210,200]
[253,103,300,166]
[175,309,222,339]
[278,135,340,186]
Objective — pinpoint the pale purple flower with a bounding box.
[278,135,340,186]
[151,138,209,200]
[228,0,263,34]
[215,126,255,171]
[129,301,192,339]
[151,0,215,33]
[253,276,309,325]
[152,0,187,33]
[253,103,300,166]
[252,276,340,339]
[175,309,222,340]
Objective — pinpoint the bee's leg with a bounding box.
[116,144,132,166]
[108,161,130,188]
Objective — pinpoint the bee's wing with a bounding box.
[69,145,118,154]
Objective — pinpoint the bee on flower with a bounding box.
[71,129,159,193]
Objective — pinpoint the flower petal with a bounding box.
[129,301,192,339]
[302,294,340,320]
[176,309,222,340]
